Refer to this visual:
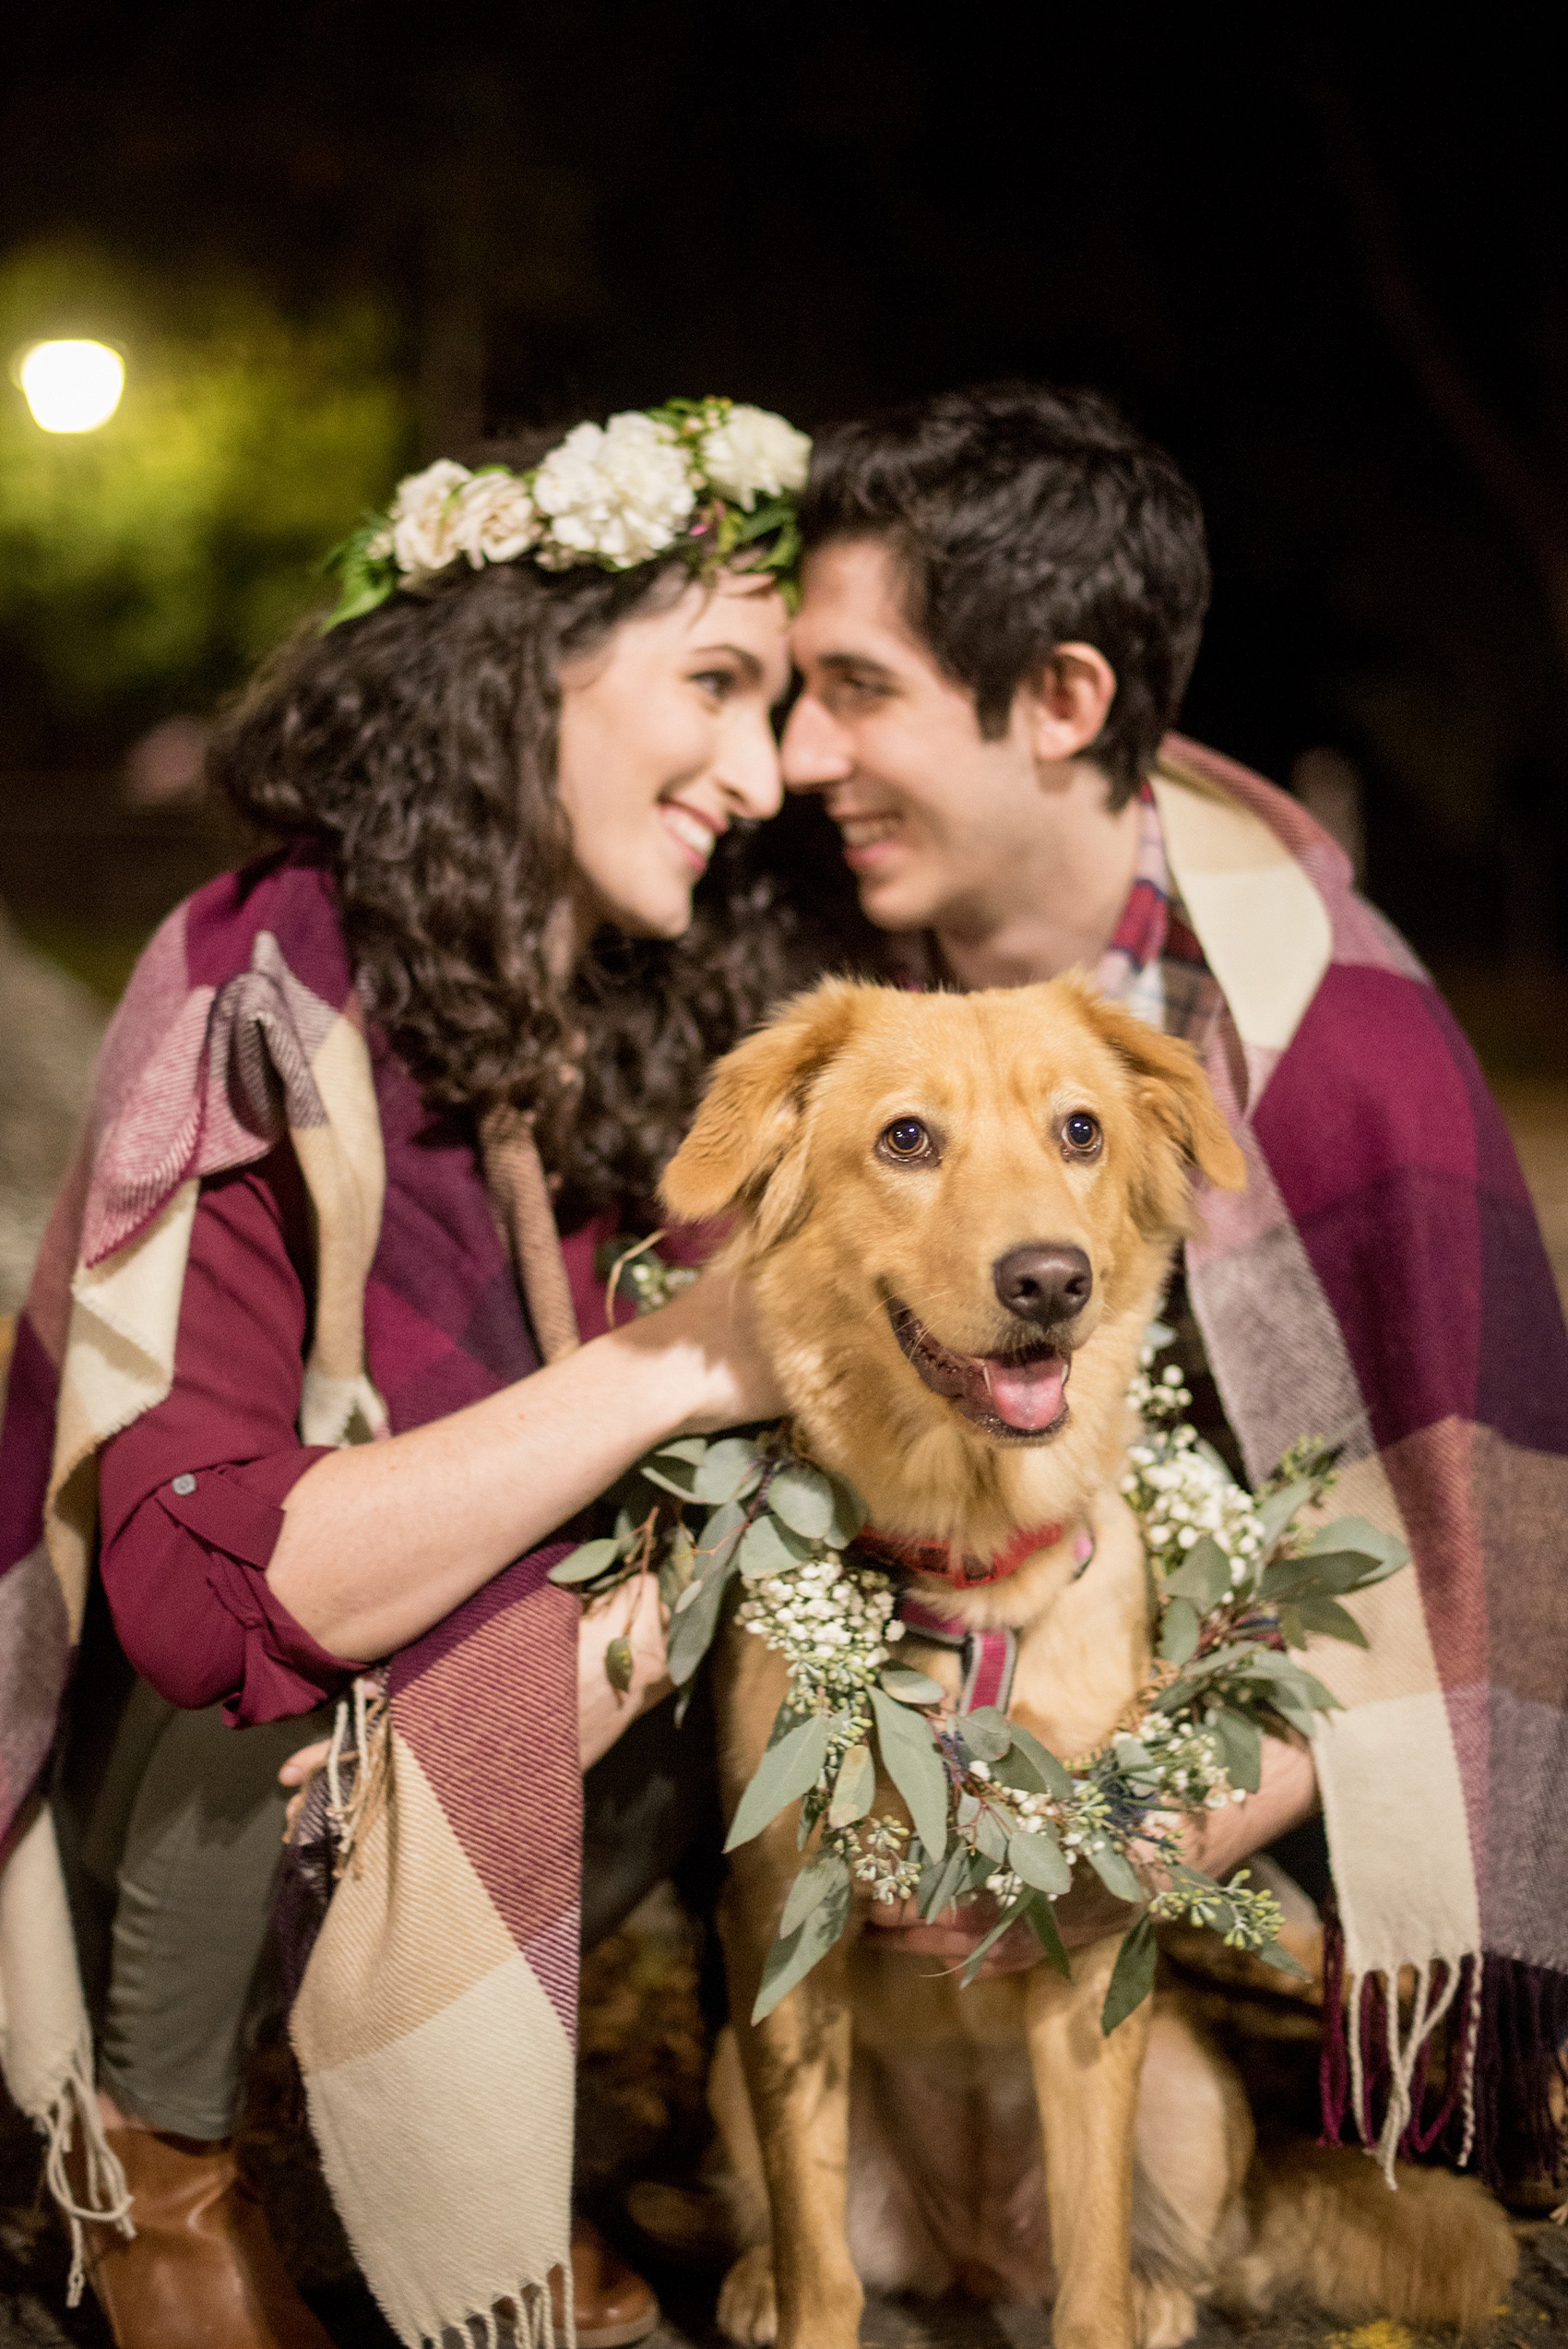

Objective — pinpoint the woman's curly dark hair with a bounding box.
[210,554,882,1223]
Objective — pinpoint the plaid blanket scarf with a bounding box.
[1145,739,1568,2182]
[0,848,579,2346]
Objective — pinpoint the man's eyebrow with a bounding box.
[815,650,898,683]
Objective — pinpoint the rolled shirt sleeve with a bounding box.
[97,1143,360,1726]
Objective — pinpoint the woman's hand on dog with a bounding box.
[618,1264,786,1435]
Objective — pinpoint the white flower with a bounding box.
[451,469,540,567]
[532,412,696,568]
[700,404,812,510]
[388,459,472,576]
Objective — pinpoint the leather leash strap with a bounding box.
[479,1103,581,1365]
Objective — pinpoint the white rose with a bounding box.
[388,459,471,576]
[532,413,695,569]
[450,468,540,567]
[699,405,812,510]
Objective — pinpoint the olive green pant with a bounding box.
[54,1671,715,2141]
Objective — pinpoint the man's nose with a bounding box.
[992,1244,1093,1330]
[780,690,853,792]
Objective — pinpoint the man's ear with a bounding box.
[1068,982,1246,1234]
[662,980,868,1242]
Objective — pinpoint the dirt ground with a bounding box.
[4,917,1568,2347]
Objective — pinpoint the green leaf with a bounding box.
[653,1437,710,1467]
[880,1665,944,1705]
[549,1538,622,1586]
[700,1497,750,1568]
[974,1806,1010,1863]
[778,1851,851,1941]
[1264,1544,1403,1604]
[1085,1842,1146,1904]
[1163,1535,1231,1609]
[1253,1937,1312,1980]
[992,1721,1075,1801]
[960,1894,1031,1987]
[1101,1913,1158,2034]
[870,1687,951,1858]
[642,1461,699,1499]
[1256,1476,1314,1551]
[1026,1892,1073,1979]
[1301,1515,1408,1572]
[605,1636,634,1692]
[739,1513,812,1581]
[726,1711,831,1852]
[827,1743,876,1829]
[823,1472,869,1548]
[1158,1595,1200,1665]
[753,1866,852,2021]
[1008,1823,1073,1896]
[767,1460,838,1540]
[1291,1595,1371,1647]
[958,1707,1012,1762]
[1208,1707,1263,1793]
[1277,1604,1307,1650]
[666,1549,740,1687]
[693,1437,765,1505]
[918,1835,968,1922]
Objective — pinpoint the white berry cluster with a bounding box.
[1122,1352,1265,1591]
[735,1549,903,1712]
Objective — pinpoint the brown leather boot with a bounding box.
[77,2127,334,2349]
[555,2212,660,2346]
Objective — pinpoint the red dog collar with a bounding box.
[855,1519,1079,1589]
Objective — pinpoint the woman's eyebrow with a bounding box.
[688,640,764,680]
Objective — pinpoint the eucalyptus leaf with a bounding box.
[1163,1536,1231,1610]
[960,1894,1031,1987]
[824,1472,869,1548]
[753,1866,852,2021]
[1086,1842,1146,1904]
[726,1711,831,1851]
[768,1461,838,1540]
[870,1687,951,1858]
[604,1636,634,1693]
[739,1513,812,1581]
[653,1437,710,1467]
[1301,1515,1408,1572]
[693,1437,766,1505]
[995,1721,1075,1801]
[1277,1604,1307,1650]
[667,1548,741,1686]
[1208,1707,1263,1793]
[642,1461,699,1499]
[974,1806,1010,1864]
[919,1835,968,1923]
[779,1851,851,1941]
[1253,1936,1312,1980]
[700,1497,750,1573]
[1290,1595,1370,1647]
[1026,1892,1073,1979]
[1101,1912,1158,2034]
[1008,1823,1072,1896]
[1158,1596,1200,1665]
[1256,1477,1314,1551]
[880,1665,945,1705]
[958,1707,1013,1763]
[549,1538,624,1587]
[1264,1548,1396,1604]
[827,1743,876,1829]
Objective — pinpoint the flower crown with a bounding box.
[323,396,811,630]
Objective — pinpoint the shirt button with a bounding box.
[172,1473,196,1496]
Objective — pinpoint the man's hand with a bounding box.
[862,1870,1141,1974]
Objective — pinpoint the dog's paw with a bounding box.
[1132,2273,1198,2349]
[717,2244,778,2344]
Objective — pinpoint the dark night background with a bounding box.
[3,2,1567,1055]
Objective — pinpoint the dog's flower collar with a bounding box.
[854,1520,1091,1589]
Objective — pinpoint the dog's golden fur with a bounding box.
[662,976,1515,2349]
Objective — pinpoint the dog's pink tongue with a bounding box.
[983,1353,1066,1432]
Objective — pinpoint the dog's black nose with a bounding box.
[992,1244,1093,1329]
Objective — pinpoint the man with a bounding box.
[781,382,1568,2184]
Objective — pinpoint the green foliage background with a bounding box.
[0,244,412,745]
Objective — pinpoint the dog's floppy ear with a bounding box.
[663,979,868,1240]
[1070,982,1246,1232]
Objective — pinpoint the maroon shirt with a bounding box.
[98,1137,622,1728]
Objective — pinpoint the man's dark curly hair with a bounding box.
[210,555,871,1224]
[799,381,1211,806]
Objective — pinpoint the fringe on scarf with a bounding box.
[273,1669,390,2005]
[431,2268,573,2347]
[38,2043,134,2306]
[1319,1904,1568,2190]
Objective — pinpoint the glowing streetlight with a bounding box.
[15,340,125,433]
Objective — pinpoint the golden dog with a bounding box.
[661,975,1515,2349]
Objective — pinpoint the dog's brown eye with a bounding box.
[1063,1112,1101,1157]
[880,1117,935,1163]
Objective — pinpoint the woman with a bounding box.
[0,399,828,2349]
